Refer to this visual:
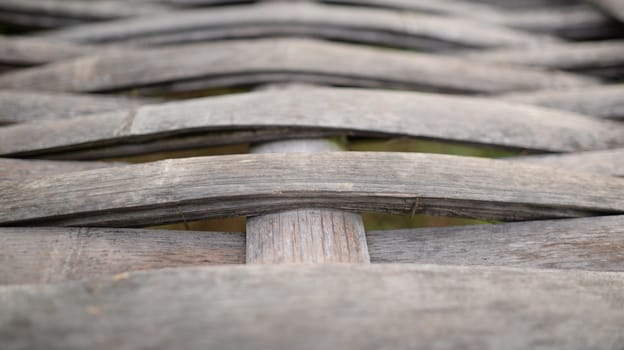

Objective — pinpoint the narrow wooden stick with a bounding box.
[246,139,370,264]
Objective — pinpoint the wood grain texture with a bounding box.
[4,215,624,284]
[0,227,244,284]
[501,84,624,120]
[510,148,624,177]
[246,139,369,264]
[464,40,624,72]
[2,152,624,227]
[2,87,622,158]
[46,2,552,49]
[0,90,150,124]
[1,264,623,350]
[367,215,624,271]
[0,38,597,94]
[0,158,123,181]
[247,209,370,263]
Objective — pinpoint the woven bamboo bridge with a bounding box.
[1,0,624,349]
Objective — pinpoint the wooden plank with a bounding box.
[246,139,369,264]
[0,227,244,285]
[0,0,167,28]
[320,1,614,39]
[1,152,624,227]
[0,35,94,66]
[0,90,151,125]
[46,2,552,49]
[1,264,623,349]
[0,158,123,181]
[4,215,624,284]
[500,84,624,120]
[510,148,624,177]
[0,38,597,94]
[367,215,624,271]
[464,40,624,73]
[2,87,622,159]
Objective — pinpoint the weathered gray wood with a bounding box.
[367,215,624,271]
[501,84,624,120]
[2,152,624,227]
[2,87,621,158]
[46,2,551,50]
[0,158,123,181]
[0,227,244,285]
[464,40,624,73]
[1,264,623,350]
[499,4,620,39]
[510,148,624,177]
[246,139,370,264]
[5,215,624,284]
[0,90,151,124]
[0,35,94,66]
[321,1,613,39]
[0,0,167,28]
[0,38,596,94]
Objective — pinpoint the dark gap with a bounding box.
[149,216,247,232]
[362,213,494,231]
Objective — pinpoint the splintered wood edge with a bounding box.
[1,152,624,226]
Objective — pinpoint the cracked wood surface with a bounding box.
[1,152,624,227]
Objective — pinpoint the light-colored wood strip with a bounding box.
[0,158,124,181]
[0,90,151,124]
[464,40,624,72]
[47,2,551,49]
[0,227,244,285]
[367,215,624,270]
[500,84,624,120]
[2,87,621,158]
[1,152,624,227]
[0,38,596,94]
[1,264,623,349]
[509,148,624,177]
[246,139,370,264]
